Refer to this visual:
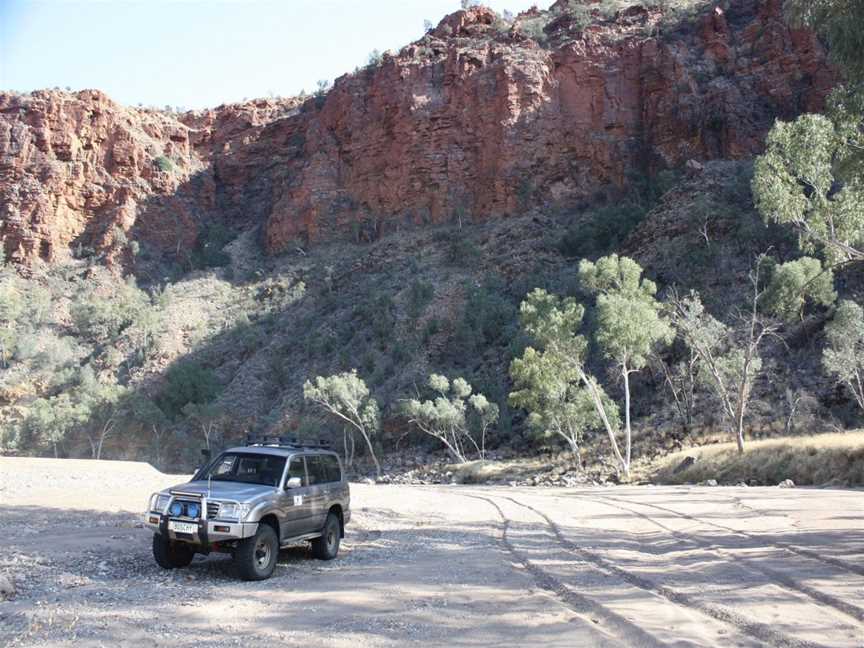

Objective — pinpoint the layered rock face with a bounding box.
[0,0,836,265]
[0,90,194,264]
[0,91,299,265]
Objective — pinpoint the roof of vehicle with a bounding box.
[222,445,338,458]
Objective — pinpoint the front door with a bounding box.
[278,455,315,541]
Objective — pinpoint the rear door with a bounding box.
[321,453,348,505]
[278,455,315,540]
[304,454,329,532]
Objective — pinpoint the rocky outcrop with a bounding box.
[0,0,836,265]
[0,89,192,264]
[263,0,834,252]
[0,91,298,265]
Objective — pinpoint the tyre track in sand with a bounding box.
[463,494,665,648]
[593,492,864,579]
[489,493,832,648]
[564,491,864,627]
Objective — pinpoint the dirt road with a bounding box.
[1,457,863,647]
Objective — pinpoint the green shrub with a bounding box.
[155,156,173,173]
[156,361,221,420]
[367,49,383,67]
[231,313,265,356]
[0,280,24,324]
[446,237,481,267]
[407,280,434,321]
[446,279,518,365]
[519,17,549,45]
[422,317,441,343]
[70,280,149,342]
[558,202,647,259]
[353,292,397,346]
[191,221,234,269]
[565,5,592,28]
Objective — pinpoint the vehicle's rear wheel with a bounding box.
[312,512,341,560]
[152,533,195,569]
[235,523,278,581]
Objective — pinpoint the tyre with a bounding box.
[312,512,341,560]
[235,523,279,581]
[152,533,195,569]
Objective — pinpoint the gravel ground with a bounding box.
[1,457,863,647]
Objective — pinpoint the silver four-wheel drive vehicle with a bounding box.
[144,437,350,581]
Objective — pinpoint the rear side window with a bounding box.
[322,455,342,483]
[306,455,328,486]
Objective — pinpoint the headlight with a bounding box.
[149,493,170,513]
[217,502,250,521]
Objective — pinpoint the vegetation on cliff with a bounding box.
[2,0,863,481]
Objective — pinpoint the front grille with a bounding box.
[207,502,220,520]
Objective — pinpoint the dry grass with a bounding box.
[448,457,556,484]
[648,431,864,487]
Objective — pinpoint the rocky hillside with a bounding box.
[1,0,833,267]
[0,0,854,471]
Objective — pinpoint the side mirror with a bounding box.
[285,476,302,490]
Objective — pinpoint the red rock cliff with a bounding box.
[0,0,835,265]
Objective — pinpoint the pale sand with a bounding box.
[0,457,862,647]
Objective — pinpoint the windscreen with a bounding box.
[200,453,286,487]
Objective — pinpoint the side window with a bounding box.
[306,455,328,486]
[322,455,341,483]
[286,456,308,487]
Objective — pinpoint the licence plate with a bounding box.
[168,521,198,534]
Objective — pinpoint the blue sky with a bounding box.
[1,0,541,109]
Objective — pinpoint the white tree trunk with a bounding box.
[357,428,381,478]
[622,364,632,469]
[579,370,629,478]
[96,420,114,461]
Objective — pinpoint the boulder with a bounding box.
[673,456,697,474]
[0,574,15,600]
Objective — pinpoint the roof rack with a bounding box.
[244,434,332,450]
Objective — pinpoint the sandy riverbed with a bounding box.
[0,457,862,647]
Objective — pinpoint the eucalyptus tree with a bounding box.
[669,257,782,453]
[303,370,381,477]
[76,365,128,460]
[785,1,864,89]
[510,345,617,467]
[22,394,88,458]
[403,374,498,463]
[578,255,673,470]
[823,300,864,412]
[761,256,836,322]
[511,288,628,476]
[753,1,864,264]
[752,113,864,264]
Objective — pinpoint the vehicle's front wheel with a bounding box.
[152,533,195,569]
[235,523,278,581]
[312,512,341,560]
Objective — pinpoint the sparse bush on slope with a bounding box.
[5,150,864,474]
